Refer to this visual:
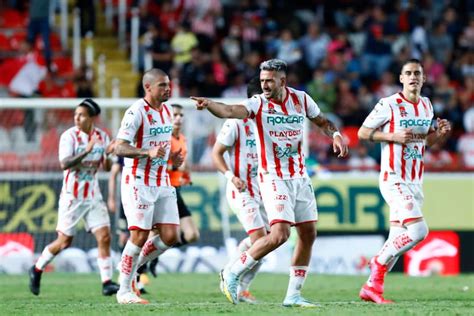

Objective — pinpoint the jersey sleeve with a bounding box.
[116,107,142,143]
[216,119,238,147]
[58,131,74,161]
[240,95,261,118]
[362,98,392,129]
[304,93,321,119]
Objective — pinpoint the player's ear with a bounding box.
[399,74,403,84]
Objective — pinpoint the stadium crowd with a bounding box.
[0,0,473,171]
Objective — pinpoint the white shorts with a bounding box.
[380,180,424,225]
[259,175,318,226]
[56,193,110,236]
[226,181,269,234]
[121,175,179,230]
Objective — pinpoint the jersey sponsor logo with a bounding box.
[246,153,258,160]
[399,119,431,128]
[246,139,256,147]
[269,130,302,138]
[76,147,105,155]
[275,144,298,159]
[267,115,304,125]
[275,194,288,200]
[77,171,94,181]
[149,126,172,135]
[403,147,422,160]
[151,157,167,166]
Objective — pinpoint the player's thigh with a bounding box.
[259,178,295,225]
[294,177,318,224]
[57,193,87,236]
[382,182,423,224]
[153,186,180,226]
[121,183,157,230]
[84,200,110,233]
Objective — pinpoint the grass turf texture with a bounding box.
[2,273,473,315]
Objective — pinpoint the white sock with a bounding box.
[118,241,141,294]
[230,251,258,277]
[239,259,263,292]
[97,256,113,283]
[376,221,428,265]
[35,246,55,271]
[137,235,169,268]
[285,266,308,298]
[225,237,252,273]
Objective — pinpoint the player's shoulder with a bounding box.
[60,126,77,138]
[94,126,110,138]
[126,99,146,113]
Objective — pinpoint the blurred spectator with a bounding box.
[348,142,378,170]
[410,17,428,60]
[457,107,474,168]
[171,22,199,68]
[75,0,95,37]
[424,143,454,169]
[27,0,52,70]
[305,69,336,113]
[422,53,445,85]
[273,28,302,66]
[428,22,453,64]
[375,71,399,100]
[148,23,174,73]
[458,17,474,50]
[222,24,243,65]
[299,21,330,70]
[221,72,246,98]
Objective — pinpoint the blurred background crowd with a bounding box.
[0,0,473,172]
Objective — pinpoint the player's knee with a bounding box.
[407,220,429,243]
[162,232,180,247]
[185,230,200,243]
[98,232,111,246]
[60,239,73,250]
[269,230,290,247]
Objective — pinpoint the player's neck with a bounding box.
[144,96,163,111]
[80,124,93,134]
[270,87,286,103]
[401,90,420,104]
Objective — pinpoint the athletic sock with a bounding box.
[118,241,141,294]
[137,235,169,268]
[285,266,308,298]
[225,237,252,273]
[35,246,55,271]
[230,251,258,277]
[97,256,113,283]
[239,260,263,292]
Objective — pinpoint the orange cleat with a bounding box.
[359,284,394,304]
[368,256,388,294]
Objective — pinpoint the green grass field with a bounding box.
[1,273,473,315]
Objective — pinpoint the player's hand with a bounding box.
[232,176,247,192]
[106,139,116,155]
[107,197,116,213]
[170,148,184,168]
[190,96,211,110]
[392,129,413,144]
[333,134,348,158]
[85,134,101,153]
[436,118,451,137]
[148,143,168,159]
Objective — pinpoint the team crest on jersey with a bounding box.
[399,106,408,118]
[268,103,277,114]
[276,204,285,212]
[244,125,253,137]
[294,101,302,113]
[147,114,157,125]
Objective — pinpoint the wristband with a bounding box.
[333,131,342,139]
[224,170,234,181]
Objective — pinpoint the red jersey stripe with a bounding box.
[297,141,304,176]
[420,99,429,116]
[246,163,254,197]
[73,176,79,198]
[234,125,241,178]
[273,143,283,178]
[156,165,164,186]
[411,145,417,181]
[288,147,295,178]
[255,98,267,172]
[401,144,406,180]
[144,158,152,186]
[418,146,425,179]
[389,105,395,171]
[83,181,89,198]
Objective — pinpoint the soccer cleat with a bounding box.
[359,284,394,304]
[131,277,141,297]
[221,270,239,304]
[102,280,120,296]
[28,266,42,296]
[368,256,388,293]
[116,291,149,305]
[238,290,257,304]
[282,294,320,308]
[219,270,225,294]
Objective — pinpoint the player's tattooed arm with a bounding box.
[114,139,150,158]
[309,113,339,137]
[60,135,99,170]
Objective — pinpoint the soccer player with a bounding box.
[191,59,348,307]
[213,77,266,303]
[29,99,119,296]
[357,59,451,304]
[114,69,183,304]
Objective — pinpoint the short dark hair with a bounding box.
[247,76,263,98]
[401,59,423,72]
[259,59,287,74]
[79,98,101,116]
[171,104,183,110]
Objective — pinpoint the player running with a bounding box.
[191,59,348,307]
[214,77,266,304]
[357,59,451,304]
[114,68,183,304]
[29,99,119,296]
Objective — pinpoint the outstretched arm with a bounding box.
[309,114,348,158]
[190,97,249,119]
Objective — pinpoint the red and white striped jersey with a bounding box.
[216,118,259,197]
[242,87,321,180]
[116,99,173,186]
[363,92,434,184]
[58,126,110,200]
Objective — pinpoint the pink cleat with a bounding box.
[359,284,393,304]
[368,256,388,293]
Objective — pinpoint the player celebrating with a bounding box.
[213,77,267,303]
[29,99,119,296]
[191,59,348,307]
[357,59,451,304]
[114,69,183,304]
